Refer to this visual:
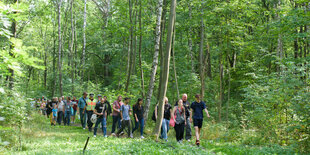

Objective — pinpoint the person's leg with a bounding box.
[79,108,84,128]
[87,111,92,131]
[165,119,170,133]
[174,124,179,141]
[180,123,185,141]
[132,120,139,134]
[128,120,132,137]
[50,113,53,125]
[116,120,125,135]
[111,116,117,134]
[194,127,199,140]
[94,118,101,136]
[162,119,168,140]
[117,115,121,129]
[140,118,144,136]
[67,111,71,125]
[102,118,107,136]
[57,111,60,125]
[185,117,191,140]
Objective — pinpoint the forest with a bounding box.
[0,0,309,154]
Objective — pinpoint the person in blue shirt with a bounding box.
[116,97,133,138]
[190,94,210,146]
[78,92,88,129]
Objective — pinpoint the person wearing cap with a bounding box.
[97,94,102,103]
[86,93,97,132]
[78,92,88,129]
[116,97,133,138]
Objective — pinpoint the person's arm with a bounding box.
[183,108,186,125]
[112,103,120,112]
[129,106,132,116]
[205,108,210,117]
[83,106,86,114]
[190,109,193,123]
[120,106,123,120]
[155,105,158,120]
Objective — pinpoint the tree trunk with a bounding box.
[219,61,223,123]
[125,0,134,92]
[156,0,167,101]
[172,24,179,99]
[81,0,87,83]
[153,0,176,140]
[70,0,75,94]
[188,1,194,72]
[199,10,205,100]
[138,0,145,99]
[52,12,57,97]
[57,0,63,96]
[8,0,18,90]
[144,0,163,120]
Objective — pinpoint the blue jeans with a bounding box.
[64,111,71,125]
[161,118,170,140]
[79,108,86,128]
[94,117,107,136]
[132,118,144,136]
[111,115,121,133]
[57,111,64,125]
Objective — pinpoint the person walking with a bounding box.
[57,97,65,125]
[78,92,88,129]
[111,96,123,136]
[172,99,186,143]
[174,94,192,141]
[190,94,210,146]
[132,98,145,139]
[71,96,78,124]
[116,97,132,138]
[93,98,108,137]
[86,93,97,132]
[64,97,72,126]
[155,97,171,141]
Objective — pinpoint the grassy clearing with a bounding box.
[1,113,298,155]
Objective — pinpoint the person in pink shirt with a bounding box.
[111,96,123,136]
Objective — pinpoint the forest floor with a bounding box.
[2,113,296,155]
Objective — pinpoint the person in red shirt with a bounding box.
[71,96,78,124]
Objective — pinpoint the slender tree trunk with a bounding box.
[52,12,57,97]
[199,9,205,100]
[172,24,179,98]
[276,0,283,73]
[125,0,134,92]
[219,60,223,123]
[226,56,230,122]
[8,0,18,90]
[138,0,145,99]
[70,0,75,94]
[153,0,176,140]
[188,1,194,72]
[156,0,167,101]
[57,0,63,96]
[43,26,48,89]
[81,0,87,83]
[143,0,163,120]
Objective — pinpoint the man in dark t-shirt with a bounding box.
[190,94,210,146]
[93,98,108,137]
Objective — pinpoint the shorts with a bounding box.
[193,119,203,128]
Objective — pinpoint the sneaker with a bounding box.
[140,136,145,139]
[187,139,191,142]
[83,128,85,130]
[104,135,108,138]
[111,133,116,136]
[94,135,96,138]
[130,134,133,138]
[120,131,124,135]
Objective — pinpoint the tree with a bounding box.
[153,0,176,140]
[57,0,63,96]
[144,0,163,120]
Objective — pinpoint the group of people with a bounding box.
[34,92,210,146]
